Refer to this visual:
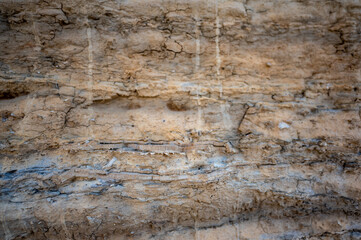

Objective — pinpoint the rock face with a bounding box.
[0,0,361,239]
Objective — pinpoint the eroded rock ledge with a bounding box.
[0,0,360,239]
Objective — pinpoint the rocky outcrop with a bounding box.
[0,0,360,239]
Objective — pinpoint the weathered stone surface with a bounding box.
[0,0,360,239]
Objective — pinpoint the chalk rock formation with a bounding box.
[0,0,360,239]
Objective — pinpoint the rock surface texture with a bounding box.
[1,0,361,239]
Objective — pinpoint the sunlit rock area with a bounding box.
[0,0,360,239]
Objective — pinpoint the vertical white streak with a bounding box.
[31,11,41,51]
[234,223,240,240]
[86,21,95,140]
[215,0,230,145]
[215,0,222,98]
[194,219,200,240]
[195,9,202,134]
[195,25,200,72]
[60,211,71,240]
[32,22,41,50]
[87,27,94,80]
[221,101,232,130]
[31,12,41,73]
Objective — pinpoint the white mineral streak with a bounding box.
[86,20,95,140]
[105,157,117,168]
[195,8,203,134]
[278,122,290,129]
[215,0,222,98]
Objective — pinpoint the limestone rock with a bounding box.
[0,0,360,239]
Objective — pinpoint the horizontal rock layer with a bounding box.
[0,0,360,239]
